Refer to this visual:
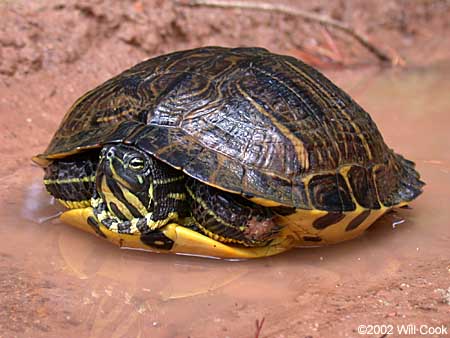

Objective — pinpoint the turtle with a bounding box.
[33,47,424,259]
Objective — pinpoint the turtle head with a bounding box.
[96,144,153,220]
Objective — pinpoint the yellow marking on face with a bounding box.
[137,175,144,184]
[98,210,108,220]
[44,175,96,185]
[130,218,140,233]
[119,183,148,216]
[91,197,101,208]
[148,183,154,200]
[284,60,373,160]
[236,83,310,170]
[101,176,134,220]
[108,222,119,232]
[109,160,133,190]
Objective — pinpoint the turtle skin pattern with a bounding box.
[38,47,424,212]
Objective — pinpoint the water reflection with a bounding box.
[21,180,63,224]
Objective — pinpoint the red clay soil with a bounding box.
[1,1,450,337]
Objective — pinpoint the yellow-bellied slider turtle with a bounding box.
[33,47,424,259]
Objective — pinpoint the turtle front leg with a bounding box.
[43,152,99,209]
[185,178,280,247]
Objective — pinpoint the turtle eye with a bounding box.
[128,157,145,171]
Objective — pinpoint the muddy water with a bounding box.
[1,63,450,338]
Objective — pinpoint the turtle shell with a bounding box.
[34,47,424,212]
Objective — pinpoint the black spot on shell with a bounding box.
[313,212,345,230]
[87,216,107,238]
[140,231,174,250]
[345,210,371,231]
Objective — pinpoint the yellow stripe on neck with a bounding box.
[153,176,184,185]
[57,199,91,209]
[167,192,186,200]
[44,175,96,185]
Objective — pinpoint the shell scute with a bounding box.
[347,165,381,209]
[242,169,293,206]
[307,173,357,212]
